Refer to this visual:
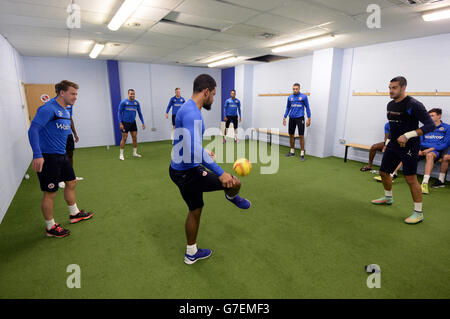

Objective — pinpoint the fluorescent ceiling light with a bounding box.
[89,43,105,59]
[108,0,143,31]
[422,7,450,22]
[272,34,335,53]
[203,53,234,64]
[208,56,239,68]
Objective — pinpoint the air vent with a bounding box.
[126,22,141,27]
[397,0,444,5]
[255,33,277,40]
[160,18,221,32]
[246,54,289,63]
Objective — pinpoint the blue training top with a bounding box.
[170,99,224,176]
[224,98,241,117]
[420,122,450,151]
[118,98,144,124]
[284,93,311,119]
[28,97,72,158]
[166,96,186,116]
[66,104,73,134]
[384,122,390,135]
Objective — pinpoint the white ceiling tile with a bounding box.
[150,21,216,39]
[309,0,397,16]
[118,44,173,57]
[130,5,170,21]
[246,13,311,34]
[224,0,288,11]
[141,0,185,10]
[175,0,260,23]
[164,11,232,30]
[222,24,280,39]
[271,0,342,25]
[135,31,195,48]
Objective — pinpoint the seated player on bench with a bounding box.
[432,149,449,188]
[418,108,450,194]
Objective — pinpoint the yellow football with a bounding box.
[233,158,251,176]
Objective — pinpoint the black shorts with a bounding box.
[121,121,137,133]
[172,114,176,126]
[225,116,238,129]
[380,145,419,176]
[288,117,305,135]
[169,165,226,211]
[37,154,76,192]
[66,134,75,152]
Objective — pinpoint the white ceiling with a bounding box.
[1,0,450,67]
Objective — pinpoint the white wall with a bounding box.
[333,33,450,173]
[235,64,254,134]
[0,35,31,222]
[252,55,313,147]
[119,62,221,141]
[22,57,114,148]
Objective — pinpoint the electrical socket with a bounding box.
[339,139,346,144]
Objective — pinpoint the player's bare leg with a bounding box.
[119,132,128,160]
[131,131,141,157]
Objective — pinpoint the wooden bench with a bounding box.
[251,128,301,145]
[344,144,448,179]
[344,143,371,162]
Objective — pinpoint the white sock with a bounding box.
[384,190,392,197]
[414,202,422,213]
[234,129,238,138]
[186,243,198,256]
[226,193,238,200]
[120,149,124,156]
[301,150,305,156]
[422,175,430,184]
[290,148,294,154]
[45,219,56,230]
[68,204,80,216]
[439,173,445,183]
[133,147,138,154]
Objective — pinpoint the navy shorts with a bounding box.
[380,146,419,176]
[169,165,227,211]
[37,154,76,192]
[121,121,137,133]
[66,134,75,152]
[288,117,305,135]
[225,115,238,129]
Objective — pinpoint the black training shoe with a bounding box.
[285,153,295,157]
[46,223,70,238]
[300,155,305,161]
[70,210,94,224]
[393,174,398,179]
[431,180,445,188]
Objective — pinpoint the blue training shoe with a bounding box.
[184,248,212,265]
[226,194,251,209]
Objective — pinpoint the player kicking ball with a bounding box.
[371,76,435,224]
[169,74,251,265]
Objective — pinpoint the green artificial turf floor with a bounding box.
[0,139,449,298]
